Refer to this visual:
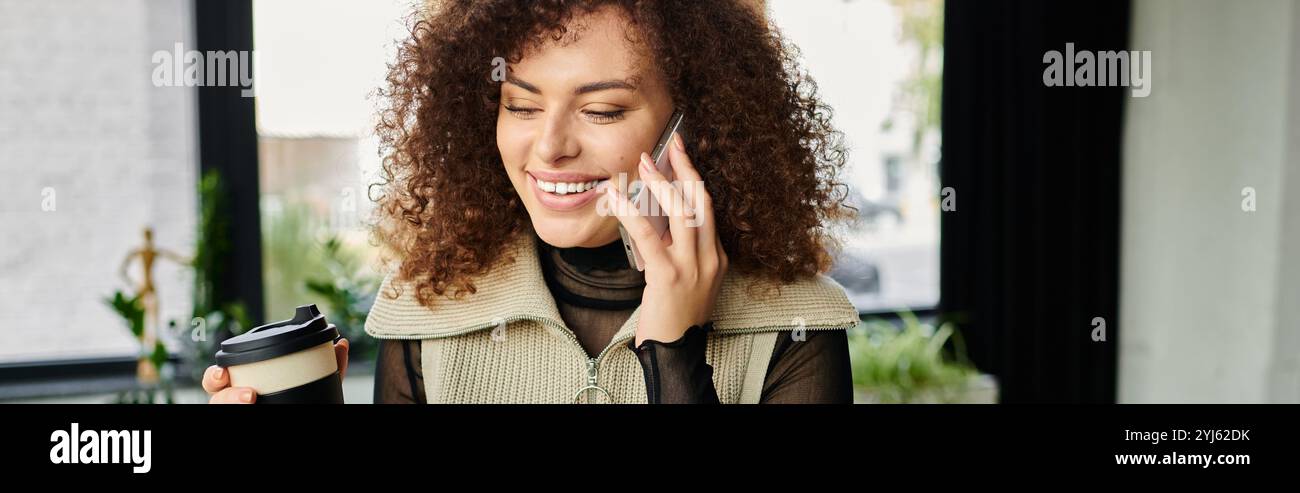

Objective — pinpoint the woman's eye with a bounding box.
[504,105,539,119]
[583,109,626,124]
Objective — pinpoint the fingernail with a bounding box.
[239,390,253,403]
[640,153,653,172]
[214,367,223,379]
[673,133,685,150]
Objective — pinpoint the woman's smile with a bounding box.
[526,170,611,211]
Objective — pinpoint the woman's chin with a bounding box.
[532,220,619,248]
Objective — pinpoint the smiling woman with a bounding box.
[373,0,852,302]
[205,0,861,404]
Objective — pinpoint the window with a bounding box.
[768,0,943,313]
[0,0,940,367]
[253,0,411,364]
[0,0,197,363]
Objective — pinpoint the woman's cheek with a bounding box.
[496,128,531,174]
[586,137,639,179]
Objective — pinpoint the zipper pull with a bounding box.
[573,358,611,404]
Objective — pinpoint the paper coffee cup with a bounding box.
[215,304,344,404]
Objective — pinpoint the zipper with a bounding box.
[574,358,607,404]
[560,320,631,404]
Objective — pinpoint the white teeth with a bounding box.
[537,178,601,195]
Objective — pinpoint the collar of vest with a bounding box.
[364,233,860,342]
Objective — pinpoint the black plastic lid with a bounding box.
[215,304,341,367]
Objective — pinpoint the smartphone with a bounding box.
[619,111,685,271]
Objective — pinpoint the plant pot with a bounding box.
[853,373,999,404]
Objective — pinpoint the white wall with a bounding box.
[0,0,197,362]
[1269,0,1300,403]
[1121,0,1300,402]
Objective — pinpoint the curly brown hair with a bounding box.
[373,0,851,307]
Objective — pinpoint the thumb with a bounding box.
[334,338,350,380]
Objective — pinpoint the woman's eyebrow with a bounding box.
[505,75,541,94]
[574,79,637,95]
[505,75,637,96]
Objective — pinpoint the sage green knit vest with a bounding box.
[364,235,859,404]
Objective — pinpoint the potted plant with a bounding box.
[848,311,998,403]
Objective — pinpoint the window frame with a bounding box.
[0,0,265,397]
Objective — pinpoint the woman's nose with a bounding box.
[533,114,580,165]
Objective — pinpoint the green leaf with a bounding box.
[104,290,146,339]
[150,340,168,371]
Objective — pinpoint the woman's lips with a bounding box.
[527,172,608,212]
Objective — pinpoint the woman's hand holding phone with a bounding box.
[607,133,727,347]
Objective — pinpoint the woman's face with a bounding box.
[496,7,675,248]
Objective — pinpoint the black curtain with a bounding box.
[940,0,1129,403]
[194,0,264,324]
